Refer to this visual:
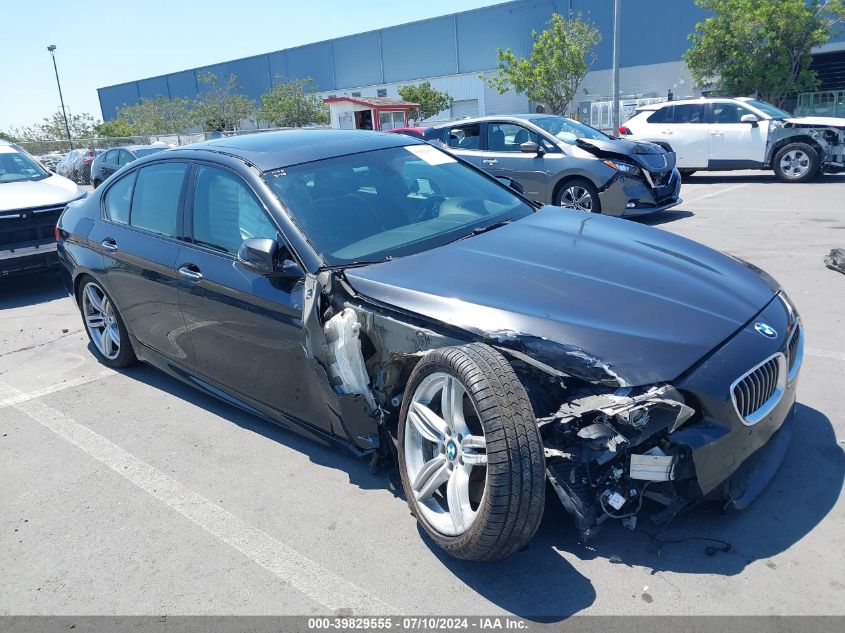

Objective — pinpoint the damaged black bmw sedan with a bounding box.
[57,130,802,561]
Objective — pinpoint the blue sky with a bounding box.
[1,0,509,131]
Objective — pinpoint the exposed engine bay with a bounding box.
[768,119,845,172]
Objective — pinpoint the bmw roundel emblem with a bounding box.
[446,440,457,461]
[754,322,777,339]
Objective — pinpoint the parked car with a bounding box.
[56,149,83,181]
[424,114,681,217]
[39,152,65,172]
[1,140,85,277]
[620,97,845,182]
[56,148,103,185]
[91,145,168,188]
[387,127,427,139]
[58,130,801,560]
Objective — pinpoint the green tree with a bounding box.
[191,72,256,131]
[685,0,845,106]
[117,96,192,135]
[0,130,18,143]
[397,81,452,121]
[94,118,134,138]
[484,13,601,116]
[259,78,329,127]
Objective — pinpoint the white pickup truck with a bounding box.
[621,97,845,182]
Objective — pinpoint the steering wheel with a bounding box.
[414,195,445,222]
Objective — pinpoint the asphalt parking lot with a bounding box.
[1,171,843,619]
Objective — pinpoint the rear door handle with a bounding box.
[178,265,203,282]
[661,130,674,135]
[101,238,118,252]
[483,159,498,165]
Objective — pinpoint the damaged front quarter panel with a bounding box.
[767,119,845,171]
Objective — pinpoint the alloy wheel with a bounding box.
[560,185,594,211]
[403,372,488,536]
[779,150,810,179]
[81,282,121,360]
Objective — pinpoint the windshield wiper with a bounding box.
[320,256,394,271]
[457,219,513,241]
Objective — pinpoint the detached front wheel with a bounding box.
[398,344,545,561]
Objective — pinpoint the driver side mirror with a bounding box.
[520,141,545,155]
[237,237,303,278]
[741,113,759,127]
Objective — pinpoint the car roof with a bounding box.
[637,97,755,111]
[167,129,420,171]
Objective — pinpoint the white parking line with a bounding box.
[0,378,394,615]
[683,183,749,204]
[0,369,114,408]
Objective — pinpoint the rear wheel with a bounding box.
[398,344,545,561]
[78,276,137,368]
[555,178,601,213]
[773,143,820,182]
[92,179,102,189]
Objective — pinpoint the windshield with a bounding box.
[264,144,533,267]
[532,116,610,141]
[744,99,791,119]
[0,145,50,183]
[134,147,166,158]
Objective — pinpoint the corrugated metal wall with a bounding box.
[92,0,778,120]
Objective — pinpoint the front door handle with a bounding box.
[178,265,203,282]
[483,159,498,165]
[101,238,118,252]
[661,130,674,135]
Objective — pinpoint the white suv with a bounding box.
[621,97,845,182]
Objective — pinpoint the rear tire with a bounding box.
[555,178,602,213]
[77,276,137,368]
[773,143,820,182]
[92,179,102,189]
[398,343,545,561]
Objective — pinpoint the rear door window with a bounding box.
[129,163,188,238]
[103,171,136,224]
[664,104,706,124]
[446,124,481,150]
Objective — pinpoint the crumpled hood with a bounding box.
[0,174,84,213]
[783,116,845,128]
[345,208,778,386]
[576,137,676,173]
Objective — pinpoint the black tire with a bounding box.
[77,275,137,368]
[92,179,102,189]
[679,170,696,178]
[773,142,820,183]
[397,343,545,561]
[554,178,602,213]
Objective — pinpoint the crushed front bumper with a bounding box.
[598,168,682,217]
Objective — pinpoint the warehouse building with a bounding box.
[97,0,845,128]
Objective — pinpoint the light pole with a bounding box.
[47,44,73,150]
[610,0,621,133]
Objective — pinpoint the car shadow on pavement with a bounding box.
[546,403,842,578]
[0,271,68,309]
[116,361,391,494]
[684,173,845,185]
[418,503,596,621]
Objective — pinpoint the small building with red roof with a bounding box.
[323,96,420,132]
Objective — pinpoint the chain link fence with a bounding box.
[16,126,329,184]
